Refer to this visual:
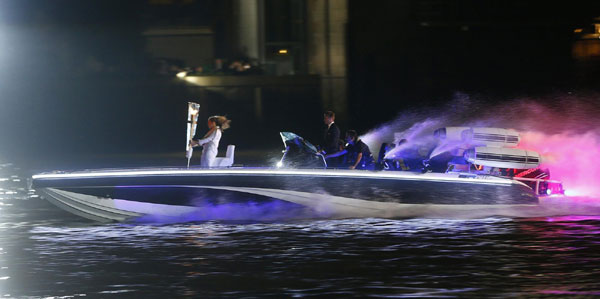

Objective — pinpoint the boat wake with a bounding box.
[132,200,321,224]
[129,194,600,224]
[391,196,600,220]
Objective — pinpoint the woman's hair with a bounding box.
[208,115,231,131]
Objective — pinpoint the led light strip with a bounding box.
[32,168,514,185]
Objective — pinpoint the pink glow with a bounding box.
[518,131,600,197]
[358,92,600,200]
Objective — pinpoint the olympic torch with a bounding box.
[186,102,200,168]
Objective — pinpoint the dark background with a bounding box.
[1,0,600,168]
[347,1,600,128]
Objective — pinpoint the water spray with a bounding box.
[359,92,600,199]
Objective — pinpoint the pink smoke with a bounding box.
[359,92,600,199]
[518,131,600,197]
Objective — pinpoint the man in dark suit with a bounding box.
[322,111,340,156]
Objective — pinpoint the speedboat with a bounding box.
[31,130,551,222]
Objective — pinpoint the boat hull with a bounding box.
[32,168,539,222]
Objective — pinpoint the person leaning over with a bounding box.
[325,130,374,170]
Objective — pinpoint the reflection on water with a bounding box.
[1,164,600,297]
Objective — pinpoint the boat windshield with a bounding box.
[279,132,319,154]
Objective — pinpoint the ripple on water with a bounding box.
[1,164,600,296]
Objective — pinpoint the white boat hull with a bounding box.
[33,168,539,222]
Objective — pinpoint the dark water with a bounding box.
[2,164,600,297]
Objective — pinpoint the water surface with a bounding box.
[1,163,600,297]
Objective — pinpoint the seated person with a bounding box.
[325,130,374,170]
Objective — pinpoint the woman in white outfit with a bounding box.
[190,115,231,168]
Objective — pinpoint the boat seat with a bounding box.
[213,145,235,167]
